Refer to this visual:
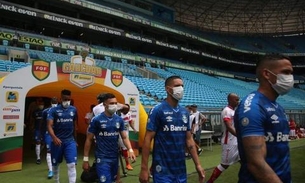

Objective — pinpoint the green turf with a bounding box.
[1,136,304,183]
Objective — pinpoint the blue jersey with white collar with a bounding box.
[47,104,77,142]
[147,100,190,176]
[234,91,291,183]
[88,112,124,159]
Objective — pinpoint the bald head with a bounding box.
[227,93,239,108]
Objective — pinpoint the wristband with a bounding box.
[83,156,89,161]
[128,149,134,153]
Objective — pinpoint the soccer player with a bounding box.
[289,117,297,140]
[139,75,205,183]
[42,97,58,179]
[234,54,294,183]
[82,93,136,183]
[190,104,206,155]
[118,104,138,170]
[33,99,45,164]
[47,89,78,183]
[206,93,240,183]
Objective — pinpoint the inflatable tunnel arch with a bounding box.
[0,55,148,172]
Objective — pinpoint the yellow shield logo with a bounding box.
[111,70,123,87]
[32,60,50,81]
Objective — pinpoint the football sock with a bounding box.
[46,152,52,171]
[67,163,76,183]
[53,165,60,183]
[35,144,41,160]
[208,164,226,183]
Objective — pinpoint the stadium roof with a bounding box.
[160,0,305,34]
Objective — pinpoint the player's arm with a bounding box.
[242,136,282,183]
[38,117,43,138]
[120,130,136,161]
[139,130,155,183]
[199,113,206,126]
[47,118,62,146]
[223,118,236,136]
[117,103,128,110]
[186,131,205,182]
[129,119,137,133]
[82,132,94,172]
[73,110,78,143]
[191,118,196,134]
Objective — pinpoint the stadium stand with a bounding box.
[0,0,304,120]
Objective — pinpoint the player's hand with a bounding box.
[82,161,90,172]
[139,169,149,183]
[52,136,62,146]
[129,151,136,162]
[196,165,205,183]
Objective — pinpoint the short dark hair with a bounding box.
[165,75,181,87]
[191,104,197,108]
[97,93,106,103]
[103,93,116,102]
[256,54,291,72]
[61,89,71,96]
[51,97,58,103]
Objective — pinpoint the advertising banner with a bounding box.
[0,54,140,173]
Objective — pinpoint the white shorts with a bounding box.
[221,144,239,165]
[289,129,296,137]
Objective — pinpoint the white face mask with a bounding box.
[170,86,184,100]
[51,104,58,107]
[62,101,70,108]
[268,71,294,95]
[107,104,117,115]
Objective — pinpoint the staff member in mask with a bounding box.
[234,54,294,183]
[139,75,205,183]
[47,89,78,183]
[82,93,136,183]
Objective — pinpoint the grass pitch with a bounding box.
[1,136,304,183]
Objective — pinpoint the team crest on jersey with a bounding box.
[96,158,101,163]
[116,122,120,129]
[241,117,249,126]
[156,165,162,173]
[70,112,74,116]
[182,114,187,123]
[100,175,106,182]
